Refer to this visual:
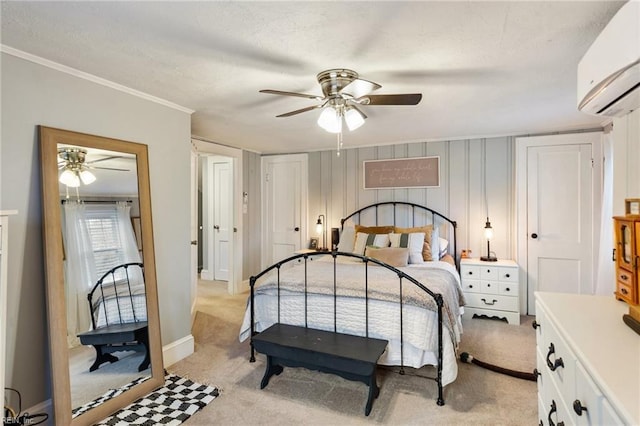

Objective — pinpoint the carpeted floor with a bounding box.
[168,280,538,425]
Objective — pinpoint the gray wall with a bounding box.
[307,137,516,261]
[1,53,192,407]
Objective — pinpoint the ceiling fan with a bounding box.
[260,68,422,133]
[57,147,130,187]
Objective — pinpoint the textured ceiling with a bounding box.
[0,1,626,154]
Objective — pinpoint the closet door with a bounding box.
[517,133,600,314]
[262,154,308,267]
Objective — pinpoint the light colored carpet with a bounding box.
[168,280,538,425]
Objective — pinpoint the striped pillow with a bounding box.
[353,232,390,255]
[389,232,426,264]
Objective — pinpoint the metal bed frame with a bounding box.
[249,202,459,406]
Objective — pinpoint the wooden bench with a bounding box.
[78,321,150,372]
[251,323,388,416]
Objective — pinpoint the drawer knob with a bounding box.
[621,288,629,295]
[548,400,565,426]
[621,274,628,281]
[533,368,541,378]
[573,400,587,416]
[468,271,473,275]
[486,269,491,273]
[481,298,498,306]
[505,273,510,278]
[505,287,510,292]
[532,320,540,330]
[469,284,473,289]
[546,343,564,371]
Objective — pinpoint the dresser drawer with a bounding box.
[498,282,518,296]
[616,277,637,304]
[465,293,518,312]
[539,312,576,405]
[498,267,518,282]
[479,266,498,280]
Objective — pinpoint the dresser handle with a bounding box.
[548,400,565,426]
[532,320,540,330]
[505,287,510,292]
[481,298,498,306]
[573,400,587,416]
[468,284,473,289]
[621,274,628,281]
[621,287,629,295]
[486,269,491,273]
[505,273,510,278]
[533,368,541,378]
[468,271,473,275]
[612,248,616,261]
[546,343,564,371]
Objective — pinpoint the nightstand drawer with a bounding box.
[479,266,498,280]
[499,267,518,282]
[465,293,518,311]
[460,265,480,279]
[499,282,518,296]
[462,279,480,293]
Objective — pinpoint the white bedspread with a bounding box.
[239,256,465,386]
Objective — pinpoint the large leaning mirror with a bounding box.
[40,126,163,425]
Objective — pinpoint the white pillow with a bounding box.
[337,227,356,253]
[430,227,440,261]
[389,232,425,264]
[353,232,390,255]
[439,237,449,258]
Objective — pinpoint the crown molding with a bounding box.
[1,45,194,115]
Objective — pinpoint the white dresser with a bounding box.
[535,292,639,425]
[0,210,17,417]
[460,258,520,325]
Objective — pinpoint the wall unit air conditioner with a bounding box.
[577,0,640,117]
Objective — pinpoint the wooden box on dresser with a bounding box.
[535,292,639,425]
[460,258,520,325]
[613,216,640,304]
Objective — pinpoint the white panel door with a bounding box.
[527,143,593,313]
[213,161,231,281]
[263,154,308,267]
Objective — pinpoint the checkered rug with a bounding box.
[96,374,219,425]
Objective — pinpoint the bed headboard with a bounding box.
[340,202,458,269]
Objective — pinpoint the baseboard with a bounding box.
[163,334,194,368]
[200,269,213,281]
[22,398,52,424]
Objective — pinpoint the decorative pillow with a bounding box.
[355,224,395,235]
[395,225,434,261]
[439,237,449,258]
[365,246,409,267]
[388,232,425,264]
[337,227,356,253]
[353,232,391,255]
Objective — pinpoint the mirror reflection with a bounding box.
[56,144,151,413]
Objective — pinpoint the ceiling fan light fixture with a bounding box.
[79,169,96,185]
[344,107,365,131]
[317,106,342,133]
[59,169,80,187]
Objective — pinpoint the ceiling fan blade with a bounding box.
[85,155,131,165]
[276,105,322,118]
[340,78,381,99]
[90,166,131,172]
[360,93,422,106]
[260,89,323,101]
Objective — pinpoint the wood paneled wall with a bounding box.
[308,137,516,261]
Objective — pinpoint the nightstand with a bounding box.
[460,258,520,325]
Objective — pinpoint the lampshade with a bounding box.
[79,169,96,185]
[59,169,80,187]
[344,107,365,131]
[317,107,342,133]
[484,220,494,240]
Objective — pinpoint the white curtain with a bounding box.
[115,201,144,288]
[62,201,97,347]
[595,132,615,295]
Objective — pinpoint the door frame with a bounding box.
[191,138,243,296]
[515,132,602,314]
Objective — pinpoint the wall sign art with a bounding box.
[363,156,440,189]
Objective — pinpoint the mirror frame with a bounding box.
[39,126,164,425]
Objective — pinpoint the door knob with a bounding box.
[531,233,538,239]
[294,227,300,232]
[214,225,220,230]
[190,240,197,245]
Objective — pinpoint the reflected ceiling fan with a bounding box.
[260,68,422,136]
[57,147,130,187]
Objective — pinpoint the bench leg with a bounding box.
[364,372,380,416]
[89,345,119,372]
[137,330,151,372]
[260,355,283,389]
